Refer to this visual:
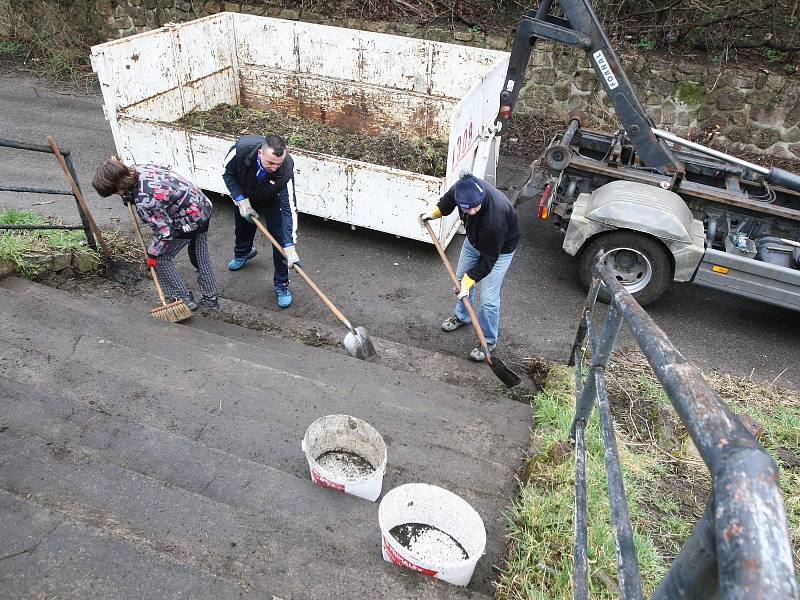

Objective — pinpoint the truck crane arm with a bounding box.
[496,0,685,174]
[496,0,800,193]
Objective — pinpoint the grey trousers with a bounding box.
[153,232,218,299]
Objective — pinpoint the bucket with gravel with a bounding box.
[301,414,387,502]
[378,483,486,586]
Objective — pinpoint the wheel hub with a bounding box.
[600,247,653,294]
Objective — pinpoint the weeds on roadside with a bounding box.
[496,355,800,599]
[0,209,98,278]
[1,0,99,91]
[495,364,664,600]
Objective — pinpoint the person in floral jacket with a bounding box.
[92,159,220,310]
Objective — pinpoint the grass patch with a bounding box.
[0,209,98,278]
[173,103,449,177]
[496,353,800,598]
[0,39,23,55]
[496,364,665,599]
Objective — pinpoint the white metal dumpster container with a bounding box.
[90,13,509,247]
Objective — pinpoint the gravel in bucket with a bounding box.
[316,449,376,479]
[390,523,469,563]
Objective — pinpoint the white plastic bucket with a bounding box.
[378,483,486,586]
[301,414,387,502]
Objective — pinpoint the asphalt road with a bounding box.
[2,68,798,390]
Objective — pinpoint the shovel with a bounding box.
[421,219,521,388]
[47,136,140,286]
[251,217,377,362]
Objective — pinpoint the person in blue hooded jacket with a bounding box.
[222,134,300,308]
[421,172,520,361]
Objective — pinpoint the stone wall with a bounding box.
[521,45,800,160]
[8,1,800,160]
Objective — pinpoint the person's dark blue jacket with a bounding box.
[437,177,520,281]
[222,134,297,247]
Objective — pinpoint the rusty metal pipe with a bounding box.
[599,267,798,598]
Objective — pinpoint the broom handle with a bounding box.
[422,219,492,358]
[251,217,354,332]
[127,202,169,307]
[46,136,111,256]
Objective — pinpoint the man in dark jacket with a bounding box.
[222,134,299,308]
[421,171,520,361]
[92,159,220,310]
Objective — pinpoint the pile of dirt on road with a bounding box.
[173,103,448,177]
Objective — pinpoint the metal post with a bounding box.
[0,186,72,195]
[568,272,602,367]
[595,370,644,600]
[653,501,720,600]
[573,420,588,600]
[0,224,85,231]
[570,300,623,437]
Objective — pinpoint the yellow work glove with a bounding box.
[457,273,475,299]
[419,206,442,222]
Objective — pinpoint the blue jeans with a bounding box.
[454,237,515,346]
[233,200,288,285]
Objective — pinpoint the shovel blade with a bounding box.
[344,326,378,362]
[487,353,521,388]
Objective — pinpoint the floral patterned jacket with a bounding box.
[122,164,212,258]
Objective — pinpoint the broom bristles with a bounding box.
[149,299,193,323]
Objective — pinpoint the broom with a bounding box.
[126,203,193,323]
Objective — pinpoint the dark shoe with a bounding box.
[275,282,292,308]
[197,295,220,310]
[228,248,258,271]
[441,315,467,332]
[469,343,496,362]
[174,291,197,311]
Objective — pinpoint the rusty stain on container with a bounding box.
[345,164,354,213]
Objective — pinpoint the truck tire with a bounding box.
[579,231,672,306]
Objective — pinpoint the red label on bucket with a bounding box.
[383,536,438,577]
[310,467,345,492]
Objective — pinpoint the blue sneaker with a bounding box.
[275,282,292,308]
[228,248,257,271]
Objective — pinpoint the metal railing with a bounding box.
[0,138,97,250]
[567,261,798,600]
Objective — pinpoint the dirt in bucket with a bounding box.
[389,523,469,562]
[316,449,375,479]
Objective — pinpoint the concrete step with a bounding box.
[200,296,538,398]
[0,490,268,600]
[0,276,527,423]
[0,283,526,592]
[0,376,488,599]
[0,277,529,598]
[13,269,539,397]
[0,282,528,483]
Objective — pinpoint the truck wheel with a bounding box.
[579,231,672,306]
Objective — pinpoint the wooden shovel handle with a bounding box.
[251,216,354,331]
[422,219,493,362]
[46,136,111,256]
[127,202,169,306]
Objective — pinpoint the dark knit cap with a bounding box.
[453,172,486,209]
